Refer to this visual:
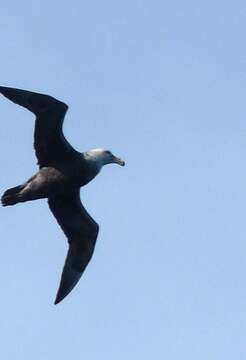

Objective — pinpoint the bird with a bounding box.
[0,86,125,304]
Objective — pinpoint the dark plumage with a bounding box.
[0,86,125,304]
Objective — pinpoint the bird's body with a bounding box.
[0,86,125,304]
[3,154,101,205]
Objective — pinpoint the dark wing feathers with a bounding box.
[0,86,78,167]
[0,86,100,304]
[48,189,99,304]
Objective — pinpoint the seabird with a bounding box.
[0,86,125,304]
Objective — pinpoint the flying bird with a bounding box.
[0,86,125,304]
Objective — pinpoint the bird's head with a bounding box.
[85,148,125,167]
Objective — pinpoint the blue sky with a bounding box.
[0,0,246,358]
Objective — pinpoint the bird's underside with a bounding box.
[0,86,99,304]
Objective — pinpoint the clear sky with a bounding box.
[0,0,246,359]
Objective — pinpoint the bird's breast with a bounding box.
[53,157,100,188]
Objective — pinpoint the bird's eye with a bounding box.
[105,150,111,155]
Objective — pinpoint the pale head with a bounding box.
[85,148,125,167]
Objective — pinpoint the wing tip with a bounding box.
[53,285,71,305]
[53,264,83,305]
[54,296,63,305]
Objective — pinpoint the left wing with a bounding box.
[48,189,99,304]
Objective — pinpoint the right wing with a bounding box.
[48,189,99,304]
[0,86,78,167]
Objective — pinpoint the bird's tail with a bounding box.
[1,185,25,206]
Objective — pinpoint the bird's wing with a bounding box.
[48,189,99,304]
[0,86,78,167]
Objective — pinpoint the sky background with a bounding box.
[0,0,246,358]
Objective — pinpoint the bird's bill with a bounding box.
[114,157,125,166]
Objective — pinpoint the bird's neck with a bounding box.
[82,152,104,171]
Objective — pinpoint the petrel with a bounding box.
[0,86,125,304]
